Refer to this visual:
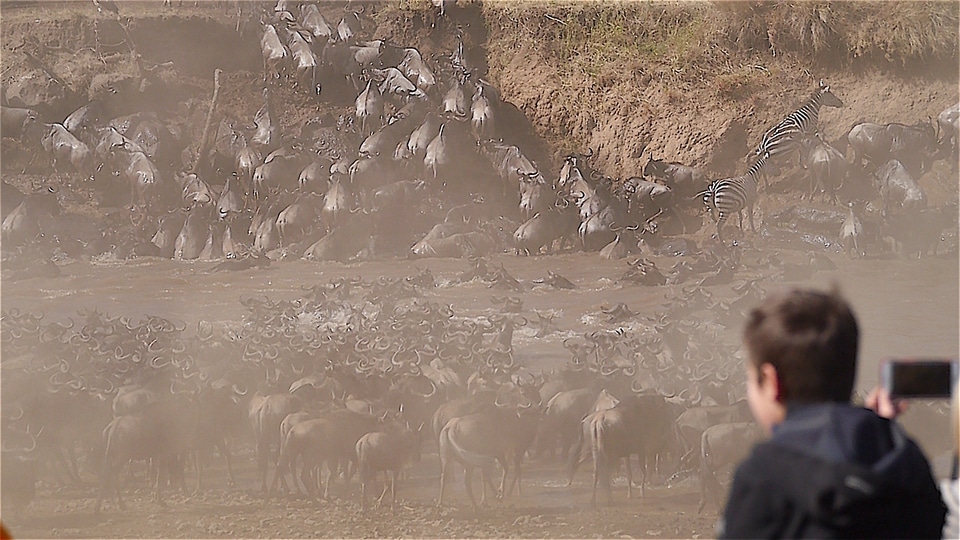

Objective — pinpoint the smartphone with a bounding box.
[880,359,958,399]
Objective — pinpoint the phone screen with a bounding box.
[883,360,957,398]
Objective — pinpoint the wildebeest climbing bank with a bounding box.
[1,1,958,538]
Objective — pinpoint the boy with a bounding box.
[720,287,946,539]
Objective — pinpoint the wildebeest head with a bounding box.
[556,148,596,191]
[642,158,669,179]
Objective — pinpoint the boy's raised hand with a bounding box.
[864,386,909,419]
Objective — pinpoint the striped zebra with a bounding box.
[755,80,844,164]
[700,155,768,243]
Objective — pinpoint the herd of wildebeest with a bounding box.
[1,0,958,525]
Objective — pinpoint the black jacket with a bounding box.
[719,403,946,539]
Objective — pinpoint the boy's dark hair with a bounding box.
[743,287,859,403]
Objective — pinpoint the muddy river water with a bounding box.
[4,250,957,384]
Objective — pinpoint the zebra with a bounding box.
[755,80,844,166]
[699,155,768,243]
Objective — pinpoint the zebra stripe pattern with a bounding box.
[702,156,767,243]
[755,81,843,161]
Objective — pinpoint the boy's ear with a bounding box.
[759,362,784,402]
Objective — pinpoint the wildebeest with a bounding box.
[882,202,958,258]
[261,23,289,81]
[674,399,751,471]
[406,111,441,159]
[1,105,43,144]
[41,123,94,178]
[642,158,708,201]
[285,27,319,94]
[799,135,847,203]
[846,120,938,176]
[441,76,469,119]
[299,2,334,40]
[356,79,385,137]
[471,84,497,140]
[874,159,926,214]
[398,47,437,94]
[513,205,580,255]
[112,142,171,221]
[355,423,423,512]
[253,147,303,199]
[424,123,450,180]
[437,404,540,509]
[303,211,376,261]
[248,391,302,492]
[94,394,200,514]
[697,421,763,514]
[534,385,600,461]
[337,8,363,43]
[320,41,365,93]
[178,172,215,207]
[1,185,60,245]
[568,393,680,505]
[276,192,324,246]
[620,176,675,225]
[271,408,382,498]
[174,205,212,260]
[373,67,426,102]
[359,107,421,158]
[410,231,497,259]
[937,102,959,167]
[151,209,187,257]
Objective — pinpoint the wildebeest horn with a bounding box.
[417,378,437,398]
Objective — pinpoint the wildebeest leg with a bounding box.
[95,460,112,514]
[65,445,84,485]
[216,438,236,486]
[590,456,602,507]
[256,435,269,492]
[625,456,634,499]
[437,458,450,509]
[481,464,500,503]
[505,450,522,496]
[463,466,480,509]
[174,454,188,493]
[299,457,316,497]
[267,449,283,496]
[154,458,167,507]
[389,470,397,512]
[359,469,370,512]
[322,459,336,499]
[194,449,205,494]
[496,458,508,499]
[603,460,614,505]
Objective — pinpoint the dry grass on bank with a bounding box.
[474,1,958,86]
